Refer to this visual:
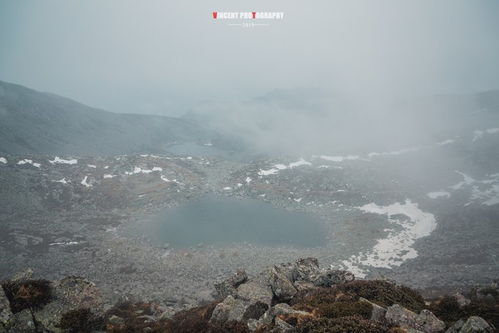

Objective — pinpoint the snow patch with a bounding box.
[17,159,41,168]
[49,156,78,165]
[449,171,475,190]
[319,155,360,162]
[87,164,96,168]
[367,147,420,159]
[81,176,92,187]
[258,158,312,176]
[125,166,162,175]
[473,128,499,142]
[289,158,312,168]
[103,174,116,179]
[343,200,436,278]
[427,191,451,199]
[54,178,69,184]
[49,241,80,246]
[437,139,454,146]
[0,157,7,164]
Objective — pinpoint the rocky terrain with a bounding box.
[0,83,499,332]
[1,258,497,332]
[0,127,498,309]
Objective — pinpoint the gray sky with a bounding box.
[1,0,499,116]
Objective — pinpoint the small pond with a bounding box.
[146,195,327,248]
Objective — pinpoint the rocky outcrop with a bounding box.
[0,275,103,333]
[1,259,497,332]
[210,258,354,330]
[214,269,248,299]
[386,304,446,333]
[0,287,13,331]
[359,297,387,322]
[33,276,103,332]
[210,295,268,323]
[445,316,494,333]
[456,316,494,333]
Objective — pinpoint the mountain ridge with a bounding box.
[0,80,227,155]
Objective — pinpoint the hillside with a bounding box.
[0,81,227,155]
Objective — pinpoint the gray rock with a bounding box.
[311,269,355,287]
[445,319,465,333]
[214,270,248,299]
[267,267,297,302]
[386,304,445,333]
[108,314,125,326]
[274,317,296,332]
[12,268,33,282]
[359,297,387,322]
[293,258,320,282]
[0,287,13,329]
[458,316,493,333]
[33,276,103,333]
[453,293,471,308]
[237,281,273,306]
[418,309,446,333]
[8,309,36,333]
[210,295,268,324]
[246,303,311,331]
[292,281,316,292]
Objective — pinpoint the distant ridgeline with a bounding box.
[0,80,237,155]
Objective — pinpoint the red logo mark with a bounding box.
[252,12,256,19]
[212,12,217,19]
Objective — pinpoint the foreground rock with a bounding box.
[0,258,497,332]
[33,276,104,332]
[445,316,494,333]
[0,287,13,330]
[386,304,446,332]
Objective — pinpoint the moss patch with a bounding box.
[1,279,52,313]
[333,280,425,312]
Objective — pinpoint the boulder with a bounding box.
[453,293,471,308]
[8,309,36,333]
[289,258,354,289]
[271,303,309,317]
[293,258,320,282]
[214,270,248,299]
[359,297,387,322]
[274,317,296,332]
[386,304,445,333]
[267,267,297,302]
[293,281,316,292]
[0,287,13,329]
[247,303,312,331]
[458,316,494,333]
[418,309,447,333]
[446,319,465,333]
[33,276,103,333]
[311,269,355,287]
[471,283,498,303]
[209,295,268,324]
[11,268,34,282]
[237,281,273,306]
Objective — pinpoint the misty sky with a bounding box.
[1,0,499,116]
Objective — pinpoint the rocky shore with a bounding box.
[1,258,497,333]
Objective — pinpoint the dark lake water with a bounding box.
[148,196,327,248]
